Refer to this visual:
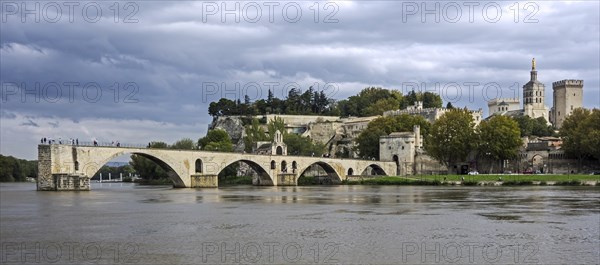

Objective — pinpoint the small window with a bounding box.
[571,105,573,110]
[401,146,404,150]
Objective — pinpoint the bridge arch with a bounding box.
[361,164,388,176]
[82,149,186,187]
[297,161,343,184]
[219,159,274,186]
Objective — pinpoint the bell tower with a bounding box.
[523,58,549,122]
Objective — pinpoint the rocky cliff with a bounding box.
[208,116,246,152]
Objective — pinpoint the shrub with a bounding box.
[502,180,533,186]
[462,181,479,186]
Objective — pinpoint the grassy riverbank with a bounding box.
[410,174,600,182]
[344,175,600,186]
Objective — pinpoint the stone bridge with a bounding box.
[37,144,397,191]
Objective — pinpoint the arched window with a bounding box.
[270,160,276,170]
[195,159,203,173]
[281,160,287,172]
[347,168,354,175]
[276,146,283,155]
[75,161,79,171]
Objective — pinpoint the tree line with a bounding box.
[208,87,444,118]
[0,155,37,182]
[208,87,336,117]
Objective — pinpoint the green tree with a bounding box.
[477,115,522,172]
[243,117,287,152]
[171,138,196,150]
[337,87,405,117]
[244,118,269,152]
[198,129,234,152]
[130,141,169,180]
[425,109,477,173]
[587,109,600,160]
[0,155,37,182]
[148,141,168,149]
[267,116,286,139]
[129,156,168,180]
[405,91,443,108]
[512,116,554,137]
[560,108,600,171]
[364,91,404,116]
[421,92,443,108]
[355,114,430,160]
[284,134,326,156]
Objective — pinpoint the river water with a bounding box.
[1,183,598,264]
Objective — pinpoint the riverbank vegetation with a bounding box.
[0,155,37,182]
[343,175,599,186]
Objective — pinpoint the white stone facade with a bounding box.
[383,101,483,125]
[379,125,423,175]
[551,79,584,129]
[488,98,520,116]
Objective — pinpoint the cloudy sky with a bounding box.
[1,1,599,160]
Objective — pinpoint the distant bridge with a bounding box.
[37,144,396,191]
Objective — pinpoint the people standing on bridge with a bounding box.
[93,140,98,146]
[116,141,120,147]
[76,138,79,145]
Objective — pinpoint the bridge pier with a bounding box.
[53,174,90,191]
[277,173,297,186]
[190,174,218,188]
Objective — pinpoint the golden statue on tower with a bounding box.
[532,57,536,70]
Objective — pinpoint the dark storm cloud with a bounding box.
[1,1,599,159]
[20,119,39,127]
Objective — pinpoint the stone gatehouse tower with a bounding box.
[523,58,549,122]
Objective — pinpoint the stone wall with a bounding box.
[414,154,448,175]
[37,145,53,190]
[265,114,340,125]
[307,121,342,144]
